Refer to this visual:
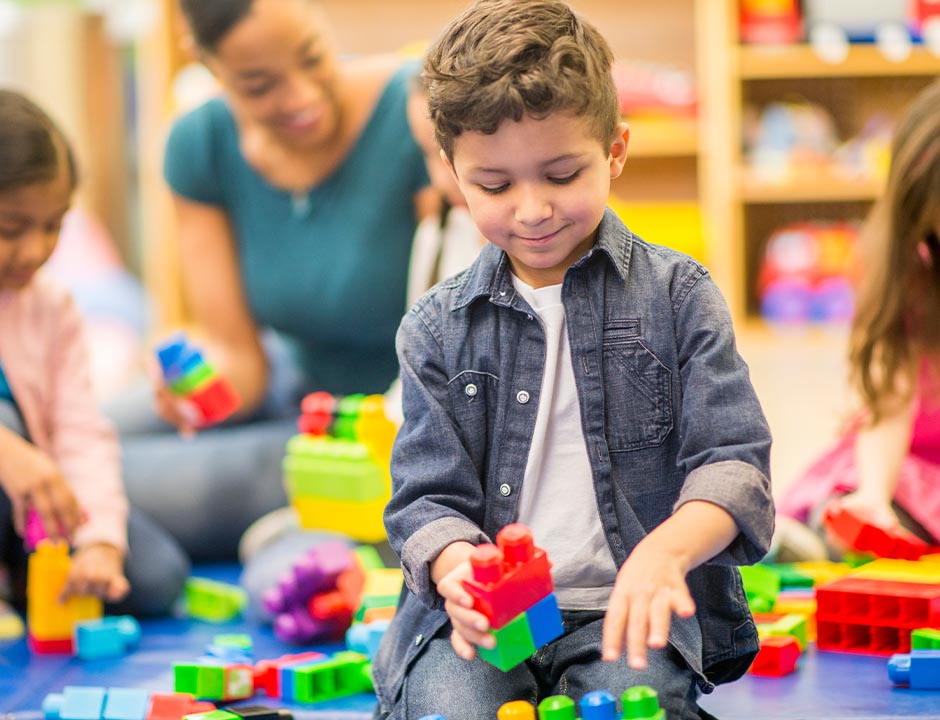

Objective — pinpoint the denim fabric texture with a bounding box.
[374,209,774,717]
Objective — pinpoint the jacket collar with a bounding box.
[451,207,632,311]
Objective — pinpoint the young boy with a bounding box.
[373,2,774,719]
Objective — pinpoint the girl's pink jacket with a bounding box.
[0,269,128,552]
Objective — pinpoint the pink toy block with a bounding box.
[254,651,326,698]
[462,524,553,630]
[25,508,46,550]
[823,506,939,560]
[749,635,801,676]
[816,576,940,655]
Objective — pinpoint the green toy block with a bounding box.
[763,563,814,589]
[353,545,385,571]
[184,578,247,623]
[287,435,371,461]
[212,633,252,650]
[739,565,781,610]
[174,663,224,699]
[843,551,875,568]
[182,711,238,720]
[292,651,372,703]
[478,612,537,671]
[537,695,576,719]
[283,454,386,502]
[912,628,940,649]
[169,362,214,395]
[622,685,665,720]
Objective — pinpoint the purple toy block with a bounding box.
[262,540,352,615]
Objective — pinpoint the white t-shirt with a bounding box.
[511,275,618,610]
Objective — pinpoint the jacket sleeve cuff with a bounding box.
[401,516,489,609]
[674,460,774,566]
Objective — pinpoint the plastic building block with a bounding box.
[621,686,666,720]
[462,524,554,629]
[75,616,141,660]
[206,634,253,662]
[174,661,254,702]
[497,701,536,719]
[849,558,940,584]
[155,333,240,427]
[146,693,215,720]
[823,505,938,560]
[42,686,106,720]
[220,707,292,720]
[253,651,326,698]
[579,690,616,719]
[102,688,150,720]
[738,564,781,611]
[179,711,238,720]
[479,611,537,671]
[184,578,247,623]
[288,650,372,704]
[27,539,102,653]
[888,649,940,689]
[815,576,940,654]
[749,635,801,676]
[755,612,807,649]
[0,607,24,640]
[537,695,576,719]
[912,628,940,649]
[345,618,391,659]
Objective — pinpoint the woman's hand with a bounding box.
[149,359,202,437]
[436,560,496,660]
[0,431,83,541]
[64,543,130,603]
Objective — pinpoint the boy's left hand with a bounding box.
[601,534,696,670]
[62,543,129,603]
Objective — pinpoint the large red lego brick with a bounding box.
[749,635,801,676]
[823,506,938,561]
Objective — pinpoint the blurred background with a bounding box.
[4,0,940,499]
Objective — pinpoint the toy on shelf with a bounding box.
[739,0,802,45]
[610,60,696,119]
[283,392,396,543]
[888,648,940,689]
[823,505,940,560]
[27,539,102,654]
[155,333,241,428]
[757,221,859,326]
[460,524,563,672]
[184,577,247,623]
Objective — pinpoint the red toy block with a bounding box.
[749,635,801,676]
[146,692,215,720]
[823,505,938,560]
[461,524,553,630]
[189,376,241,426]
[254,651,327,697]
[816,576,940,655]
[27,633,74,654]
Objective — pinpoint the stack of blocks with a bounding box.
[418,684,666,719]
[42,687,214,720]
[173,660,255,703]
[461,524,563,671]
[27,539,102,653]
[749,613,807,676]
[283,392,396,542]
[155,333,241,427]
[251,649,373,704]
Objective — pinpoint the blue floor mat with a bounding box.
[2,564,938,718]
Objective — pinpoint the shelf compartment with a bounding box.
[737,44,940,80]
[626,116,698,158]
[738,166,882,204]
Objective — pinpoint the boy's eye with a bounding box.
[548,171,580,185]
[479,184,509,195]
[303,54,323,69]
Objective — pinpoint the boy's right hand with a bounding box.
[436,560,496,660]
[0,434,83,542]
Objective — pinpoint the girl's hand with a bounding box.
[602,535,696,670]
[830,491,903,532]
[0,434,83,541]
[436,560,496,660]
[64,543,129,603]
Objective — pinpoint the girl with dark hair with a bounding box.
[107,0,431,561]
[0,89,188,618]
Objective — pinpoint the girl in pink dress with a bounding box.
[777,80,940,557]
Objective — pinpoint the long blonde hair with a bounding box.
[850,79,940,421]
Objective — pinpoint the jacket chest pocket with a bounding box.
[602,336,673,452]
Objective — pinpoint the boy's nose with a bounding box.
[514,188,552,226]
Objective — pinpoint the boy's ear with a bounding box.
[608,122,630,179]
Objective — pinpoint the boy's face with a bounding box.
[445,113,628,288]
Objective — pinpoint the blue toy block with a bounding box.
[579,690,617,719]
[526,592,563,648]
[102,688,150,720]
[155,334,187,376]
[75,616,141,660]
[416,716,448,720]
[889,649,940,690]
[345,619,391,659]
[44,686,107,720]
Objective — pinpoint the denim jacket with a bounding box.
[374,209,774,709]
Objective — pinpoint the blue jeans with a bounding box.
[375,611,703,720]
[0,401,189,617]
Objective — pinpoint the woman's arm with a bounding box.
[173,194,268,414]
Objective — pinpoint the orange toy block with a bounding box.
[461,524,553,629]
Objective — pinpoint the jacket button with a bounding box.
[465,383,478,397]
[415,634,423,646]
[516,390,530,404]
[499,483,511,496]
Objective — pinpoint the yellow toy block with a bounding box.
[292,494,388,543]
[27,540,102,641]
[354,394,397,462]
[793,561,852,586]
[849,559,940,584]
[362,568,404,599]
